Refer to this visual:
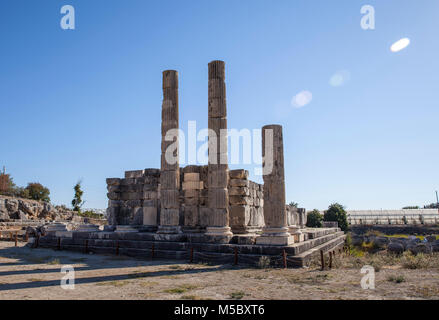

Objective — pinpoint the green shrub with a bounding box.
[324,203,349,232]
[24,183,50,202]
[306,209,323,228]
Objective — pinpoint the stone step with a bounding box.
[36,230,347,268]
[303,227,340,239]
[288,234,347,267]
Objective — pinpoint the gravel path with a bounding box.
[0,242,438,300]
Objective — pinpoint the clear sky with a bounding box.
[1,0,438,211]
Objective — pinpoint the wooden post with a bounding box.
[329,251,333,269]
[151,243,155,259]
[25,232,29,242]
[14,232,18,247]
[35,235,40,248]
[9,232,12,241]
[57,237,61,250]
[283,249,287,269]
[85,239,88,254]
[320,250,325,270]
[116,241,119,256]
[234,247,238,265]
[190,247,193,263]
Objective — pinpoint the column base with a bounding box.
[255,227,294,246]
[205,226,233,243]
[156,225,182,234]
[288,225,304,243]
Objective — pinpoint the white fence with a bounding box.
[348,209,439,225]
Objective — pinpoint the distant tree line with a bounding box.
[0,171,51,202]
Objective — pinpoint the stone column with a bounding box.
[205,60,232,239]
[256,125,293,245]
[157,70,181,234]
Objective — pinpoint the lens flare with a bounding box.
[390,38,410,53]
[291,91,313,108]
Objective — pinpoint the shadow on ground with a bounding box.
[0,243,245,291]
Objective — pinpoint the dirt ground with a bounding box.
[0,242,438,300]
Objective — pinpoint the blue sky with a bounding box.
[1,0,438,210]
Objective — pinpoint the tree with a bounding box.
[25,183,50,202]
[72,181,85,213]
[306,209,323,228]
[424,203,439,209]
[324,203,349,232]
[402,206,419,209]
[288,202,298,208]
[0,172,16,195]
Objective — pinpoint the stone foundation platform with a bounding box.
[33,228,345,268]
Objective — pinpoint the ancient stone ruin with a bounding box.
[34,60,346,267]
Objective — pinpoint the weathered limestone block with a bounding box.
[120,178,136,185]
[229,169,249,180]
[126,200,142,208]
[106,207,119,225]
[160,170,180,189]
[106,178,121,186]
[229,179,249,187]
[208,169,228,188]
[160,190,179,209]
[184,172,200,182]
[107,185,120,193]
[143,184,157,192]
[142,199,157,207]
[184,189,199,198]
[229,195,251,206]
[249,206,265,226]
[228,187,250,196]
[120,184,143,193]
[230,205,250,228]
[161,101,178,122]
[143,190,158,200]
[208,188,229,209]
[135,176,159,185]
[143,207,158,226]
[159,208,180,226]
[209,208,229,227]
[208,60,225,79]
[108,200,122,207]
[184,206,199,226]
[199,207,211,227]
[107,192,120,201]
[120,192,143,201]
[208,79,226,98]
[161,154,179,171]
[125,170,145,179]
[208,98,227,118]
[144,168,161,177]
[182,181,203,190]
[182,165,201,174]
[163,69,178,88]
[184,197,199,206]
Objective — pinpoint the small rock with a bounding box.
[388,242,404,254]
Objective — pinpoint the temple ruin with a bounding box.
[35,60,346,267]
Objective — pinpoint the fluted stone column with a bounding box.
[205,60,233,239]
[157,70,181,234]
[256,124,293,245]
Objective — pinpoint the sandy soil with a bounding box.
[0,242,438,300]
